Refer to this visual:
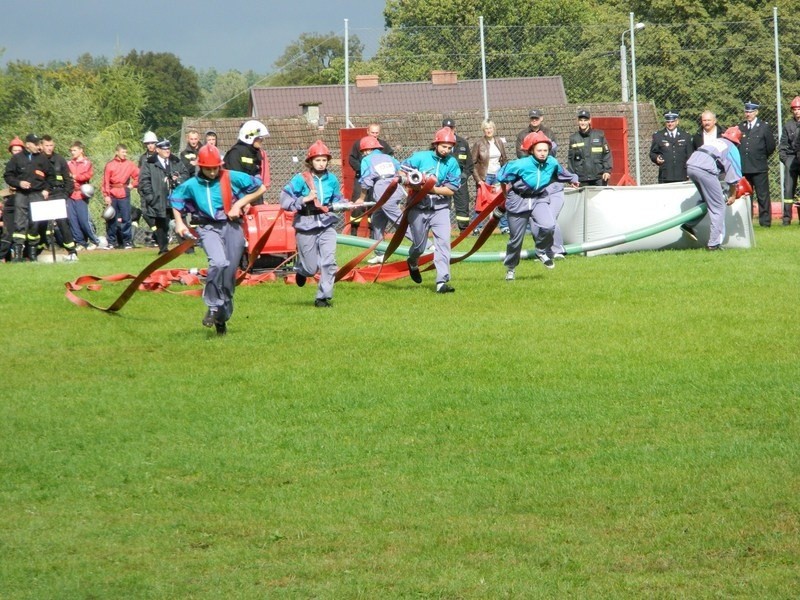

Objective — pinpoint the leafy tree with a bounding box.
[94,61,147,127]
[200,70,252,117]
[121,50,201,138]
[270,33,364,86]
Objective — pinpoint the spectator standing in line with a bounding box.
[683,127,743,251]
[170,145,266,335]
[567,109,612,186]
[691,111,724,151]
[102,144,139,249]
[356,136,410,264]
[139,139,190,255]
[280,141,343,308]
[401,128,461,294]
[40,135,78,260]
[224,120,270,202]
[180,129,202,176]
[649,111,692,183]
[779,97,800,225]
[441,118,474,233]
[3,134,53,262]
[471,119,508,233]
[496,131,579,280]
[66,141,100,251]
[515,109,556,159]
[738,102,776,227]
[204,130,218,148]
[138,131,160,247]
[0,138,25,260]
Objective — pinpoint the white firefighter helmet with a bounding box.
[142,131,158,144]
[102,205,116,221]
[80,183,95,199]
[238,120,269,145]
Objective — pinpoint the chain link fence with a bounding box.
[345,11,800,196]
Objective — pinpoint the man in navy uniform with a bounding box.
[649,111,692,183]
[738,101,776,227]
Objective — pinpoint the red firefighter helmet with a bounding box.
[736,177,753,198]
[432,127,457,145]
[305,140,332,162]
[196,145,223,168]
[721,126,742,144]
[521,131,553,153]
[359,136,383,152]
[8,136,24,153]
[791,96,800,109]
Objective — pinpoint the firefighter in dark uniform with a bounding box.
[779,96,800,225]
[3,134,53,261]
[441,118,474,232]
[649,111,692,183]
[224,120,269,205]
[738,101,776,227]
[40,135,78,260]
[568,109,612,186]
[515,109,556,158]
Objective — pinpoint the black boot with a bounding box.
[13,243,24,262]
[27,244,38,262]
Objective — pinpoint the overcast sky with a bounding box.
[1,0,386,74]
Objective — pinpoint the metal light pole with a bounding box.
[630,12,643,184]
[620,22,645,102]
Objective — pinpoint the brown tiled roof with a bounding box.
[183,102,661,198]
[249,76,568,120]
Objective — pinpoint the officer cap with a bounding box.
[155,139,171,149]
[744,101,760,111]
[441,118,456,128]
[577,109,591,119]
[529,109,543,119]
[663,111,679,122]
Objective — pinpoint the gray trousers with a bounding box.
[531,183,564,255]
[687,165,726,247]
[503,202,555,270]
[296,226,338,300]
[371,200,412,251]
[198,220,246,322]
[407,207,451,284]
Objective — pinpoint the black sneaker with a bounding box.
[436,283,455,294]
[314,298,332,308]
[407,259,422,284]
[202,309,218,327]
[706,245,723,251]
[680,224,698,241]
[295,273,307,287]
[214,321,227,335]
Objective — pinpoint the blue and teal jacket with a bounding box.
[401,150,461,210]
[169,170,262,220]
[279,170,342,231]
[359,150,406,204]
[496,155,578,213]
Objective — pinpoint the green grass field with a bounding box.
[1,229,798,599]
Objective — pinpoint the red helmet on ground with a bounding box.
[432,127,456,145]
[305,140,332,162]
[521,131,553,153]
[721,126,742,144]
[736,177,753,198]
[8,136,23,153]
[359,136,383,152]
[196,145,223,168]
[791,96,800,109]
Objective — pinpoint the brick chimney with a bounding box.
[431,70,457,85]
[356,75,380,89]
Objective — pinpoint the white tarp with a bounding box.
[559,182,754,256]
